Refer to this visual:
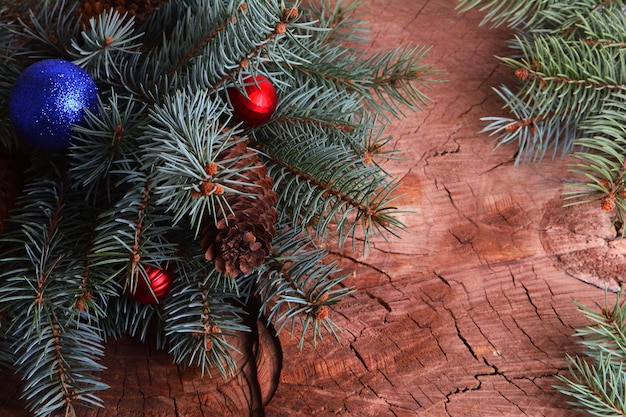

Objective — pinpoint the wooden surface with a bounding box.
[0,1,615,416]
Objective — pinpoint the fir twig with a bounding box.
[460,0,626,225]
[0,1,436,414]
[555,291,626,417]
[249,223,352,349]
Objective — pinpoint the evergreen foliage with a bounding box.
[555,292,626,417]
[458,1,626,415]
[0,0,436,415]
[457,0,626,232]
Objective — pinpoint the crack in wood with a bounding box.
[443,358,499,415]
[403,0,431,29]
[165,365,179,417]
[497,291,521,335]
[365,290,392,312]
[442,184,481,236]
[195,388,207,417]
[115,371,127,413]
[443,376,482,414]
[327,248,392,282]
[364,373,420,417]
[407,310,429,327]
[429,326,449,360]
[444,306,479,361]
[431,141,461,157]
[138,385,146,416]
[520,281,541,319]
[433,271,452,288]
[458,95,490,119]
[508,374,549,397]
[550,304,569,329]
[510,316,550,358]
[508,269,517,287]
[422,133,462,168]
[484,362,529,415]
[443,355,569,416]
[350,344,370,371]
[477,64,503,91]
[326,248,411,297]
[408,391,423,409]
[469,311,499,358]
[449,229,473,245]
[482,157,516,174]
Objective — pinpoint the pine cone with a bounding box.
[200,140,278,277]
[78,0,166,25]
[0,147,25,235]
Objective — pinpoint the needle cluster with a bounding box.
[0,1,436,415]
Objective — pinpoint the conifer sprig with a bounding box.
[164,266,248,377]
[459,0,626,227]
[565,93,626,232]
[555,291,626,417]
[68,91,148,196]
[13,0,80,58]
[70,9,143,79]
[265,136,402,249]
[249,223,352,349]
[0,1,436,415]
[456,0,546,28]
[0,178,112,416]
[141,89,247,232]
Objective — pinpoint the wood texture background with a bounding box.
[0,1,615,416]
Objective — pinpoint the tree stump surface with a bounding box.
[1,1,615,416]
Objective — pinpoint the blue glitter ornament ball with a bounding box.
[9,59,99,152]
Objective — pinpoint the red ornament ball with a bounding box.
[227,74,278,127]
[128,266,174,304]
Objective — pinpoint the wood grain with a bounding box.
[0,1,613,416]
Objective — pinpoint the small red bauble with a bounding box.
[128,266,174,304]
[227,74,278,127]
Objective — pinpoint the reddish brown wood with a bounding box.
[0,1,615,416]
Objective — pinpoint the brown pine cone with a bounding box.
[200,140,278,277]
[78,0,166,25]
[0,147,25,234]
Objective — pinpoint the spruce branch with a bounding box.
[0,11,20,149]
[90,170,181,297]
[555,292,626,417]
[458,0,626,231]
[12,0,80,59]
[142,0,306,97]
[556,353,626,417]
[68,90,148,197]
[0,1,437,414]
[456,0,620,32]
[499,34,626,122]
[572,293,626,361]
[533,0,620,37]
[277,42,437,121]
[250,223,352,349]
[256,78,373,153]
[70,9,143,79]
[14,316,108,417]
[481,85,579,163]
[265,135,403,250]
[164,266,248,377]
[101,293,162,345]
[0,177,110,417]
[456,0,546,28]
[362,44,436,117]
[565,92,626,231]
[141,89,258,234]
[306,0,369,45]
[569,2,626,43]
